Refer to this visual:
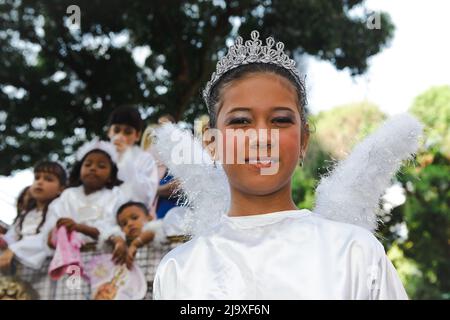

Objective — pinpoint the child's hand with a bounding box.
[125,244,138,270]
[0,236,8,250]
[57,218,77,232]
[0,248,14,270]
[111,237,127,266]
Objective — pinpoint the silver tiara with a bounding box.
[202,30,304,110]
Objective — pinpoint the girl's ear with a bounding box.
[300,123,310,157]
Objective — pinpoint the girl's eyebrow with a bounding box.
[272,106,296,113]
[226,107,251,115]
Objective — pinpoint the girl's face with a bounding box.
[108,124,141,153]
[80,152,112,193]
[117,205,149,241]
[212,73,309,196]
[29,171,63,204]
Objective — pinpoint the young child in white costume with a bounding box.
[153,31,410,300]
[107,105,158,209]
[0,161,66,270]
[44,140,133,261]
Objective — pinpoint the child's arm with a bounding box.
[109,235,127,266]
[157,180,180,197]
[0,236,8,250]
[57,218,99,240]
[126,230,156,269]
[0,248,14,270]
[74,223,100,240]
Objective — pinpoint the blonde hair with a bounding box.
[141,124,160,151]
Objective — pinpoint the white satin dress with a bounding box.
[153,209,408,300]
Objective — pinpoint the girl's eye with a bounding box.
[272,117,294,125]
[114,127,121,134]
[124,128,133,135]
[227,117,251,125]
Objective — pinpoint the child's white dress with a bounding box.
[153,209,408,300]
[44,186,129,246]
[116,145,159,207]
[2,208,53,269]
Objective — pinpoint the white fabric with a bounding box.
[142,219,166,244]
[3,209,50,269]
[162,206,190,237]
[117,145,159,207]
[154,209,408,300]
[44,185,130,246]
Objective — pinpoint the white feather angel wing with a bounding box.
[313,113,423,232]
[152,123,230,236]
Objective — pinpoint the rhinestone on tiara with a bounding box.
[202,30,304,110]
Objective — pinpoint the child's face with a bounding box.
[117,205,149,241]
[212,73,309,196]
[29,171,63,204]
[80,152,112,193]
[108,124,140,153]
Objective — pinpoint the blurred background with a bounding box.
[0,0,448,299]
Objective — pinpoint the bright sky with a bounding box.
[307,0,450,115]
[1,0,449,225]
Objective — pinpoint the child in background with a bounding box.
[107,106,158,209]
[0,161,66,270]
[115,201,163,269]
[153,115,183,219]
[45,140,131,273]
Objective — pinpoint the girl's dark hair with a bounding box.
[206,63,308,130]
[14,161,67,239]
[107,105,144,133]
[116,201,149,220]
[68,149,123,189]
[16,186,31,216]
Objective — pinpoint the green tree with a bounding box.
[0,0,394,175]
[410,85,450,157]
[313,102,386,159]
[386,86,450,299]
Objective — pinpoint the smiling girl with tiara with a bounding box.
[152,31,416,300]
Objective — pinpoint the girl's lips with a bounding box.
[244,158,279,168]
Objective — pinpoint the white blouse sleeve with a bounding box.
[371,251,409,300]
[348,231,408,300]
[153,254,179,300]
[2,223,19,245]
[8,233,47,269]
[119,150,159,207]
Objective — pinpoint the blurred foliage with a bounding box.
[0,0,394,174]
[410,85,450,157]
[390,152,450,299]
[314,102,386,159]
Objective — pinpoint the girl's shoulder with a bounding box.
[307,213,385,253]
[58,185,84,198]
